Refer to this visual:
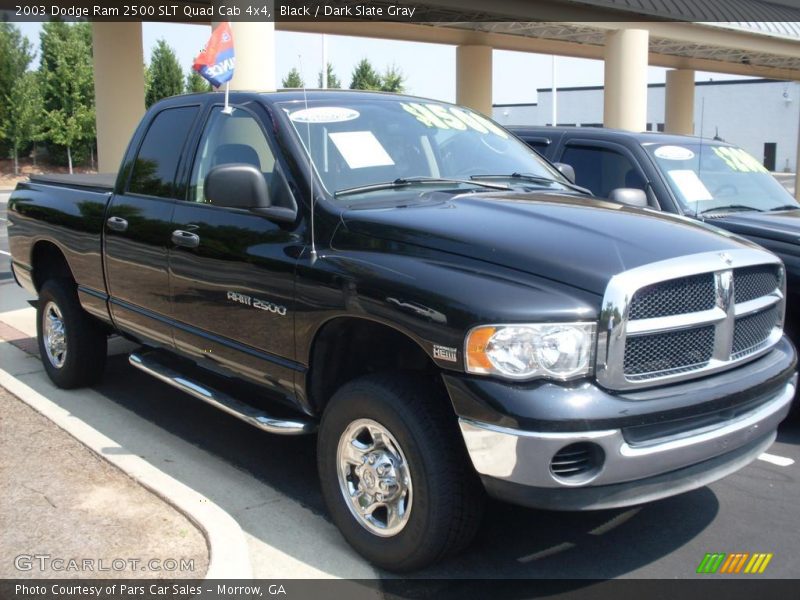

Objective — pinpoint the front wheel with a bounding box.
[37,278,107,389]
[317,373,485,572]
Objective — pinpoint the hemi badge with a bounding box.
[433,345,458,362]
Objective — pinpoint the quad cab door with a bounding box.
[104,104,201,346]
[168,104,303,398]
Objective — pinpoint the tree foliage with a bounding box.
[349,58,382,91]
[146,39,183,108]
[0,23,36,155]
[1,72,43,174]
[186,69,211,94]
[39,22,95,173]
[317,63,341,89]
[282,67,305,88]
[380,65,406,93]
[349,59,407,92]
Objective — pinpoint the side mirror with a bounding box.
[608,187,648,208]
[205,164,296,223]
[554,162,576,184]
[205,164,271,209]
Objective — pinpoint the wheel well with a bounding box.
[31,242,74,291]
[308,318,442,413]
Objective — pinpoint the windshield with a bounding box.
[279,98,570,201]
[644,142,798,214]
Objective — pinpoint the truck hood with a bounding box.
[339,192,761,295]
[708,209,800,247]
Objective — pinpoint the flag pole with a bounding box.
[222,81,232,114]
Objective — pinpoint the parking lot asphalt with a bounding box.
[1,190,799,581]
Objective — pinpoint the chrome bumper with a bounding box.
[459,378,795,494]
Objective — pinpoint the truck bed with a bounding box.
[29,172,116,192]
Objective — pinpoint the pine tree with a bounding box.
[2,72,43,174]
[380,65,406,93]
[39,22,95,174]
[349,59,382,90]
[186,69,211,94]
[317,63,342,89]
[282,67,305,88]
[146,39,183,108]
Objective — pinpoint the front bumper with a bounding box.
[453,344,796,510]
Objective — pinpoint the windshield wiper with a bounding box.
[698,204,764,216]
[470,172,592,195]
[334,176,510,198]
[767,204,800,212]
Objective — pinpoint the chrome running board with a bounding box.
[129,352,316,435]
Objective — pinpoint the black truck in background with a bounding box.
[510,126,800,343]
[8,91,797,571]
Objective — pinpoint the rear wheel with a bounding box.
[37,279,107,389]
[317,373,485,572]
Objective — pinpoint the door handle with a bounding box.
[106,216,128,232]
[171,230,200,248]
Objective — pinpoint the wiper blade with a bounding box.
[767,204,800,212]
[471,172,592,195]
[698,204,764,216]
[334,176,510,198]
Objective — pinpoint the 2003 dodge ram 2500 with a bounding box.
[8,91,797,571]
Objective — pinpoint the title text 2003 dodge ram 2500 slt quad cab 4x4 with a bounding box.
[7,91,797,571]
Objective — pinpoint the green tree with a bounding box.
[317,63,341,88]
[39,22,95,173]
[146,39,183,108]
[282,67,304,88]
[185,69,211,94]
[349,58,382,90]
[2,72,43,174]
[0,23,36,155]
[380,65,406,93]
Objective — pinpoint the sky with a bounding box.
[15,21,748,105]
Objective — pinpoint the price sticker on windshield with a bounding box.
[712,146,768,173]
[400,103,509,139]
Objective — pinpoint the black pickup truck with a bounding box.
[8,91,797,571]
[510,126,800,343]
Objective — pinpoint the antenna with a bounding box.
[299,54,317,263]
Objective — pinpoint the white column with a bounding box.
[456,45,492,115]
[92,23,145,173]
[665,69,695,135]
[227,21,275,91]
[603,29,649,132]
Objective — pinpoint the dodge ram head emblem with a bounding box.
[719,252,733,266]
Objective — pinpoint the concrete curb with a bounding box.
[0,365,253,579]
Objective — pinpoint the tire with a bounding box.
[36,278,107,389]
[317,373,485,572]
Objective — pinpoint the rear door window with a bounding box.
[128,106,199,198]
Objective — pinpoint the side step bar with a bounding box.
[129,353,316,435]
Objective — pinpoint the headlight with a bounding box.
[465,323,596,381]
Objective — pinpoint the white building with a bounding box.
[493,79,800,173]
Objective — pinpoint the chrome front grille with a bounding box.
[628,273,716,319]
[596,249,785,391]
[733,265,780,303]
[732,306,781,359]
[623,325,715,379]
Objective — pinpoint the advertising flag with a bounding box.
[193,22,235,88]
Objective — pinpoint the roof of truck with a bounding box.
[507,125,733,146]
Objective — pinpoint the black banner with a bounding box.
[2,579,800,600]
[3,0,800,23]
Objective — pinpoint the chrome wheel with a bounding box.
[336,418,413,537]
[42,301,67,369]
